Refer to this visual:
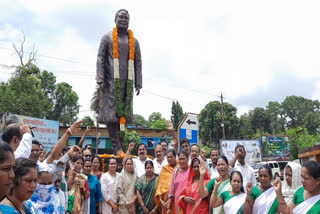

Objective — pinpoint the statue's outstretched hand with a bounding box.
[135,88,140,95]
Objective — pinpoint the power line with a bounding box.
[0,46,80,63]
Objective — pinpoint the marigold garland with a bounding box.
[112,27,135,135]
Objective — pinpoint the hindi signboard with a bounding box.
[0,112,59,151]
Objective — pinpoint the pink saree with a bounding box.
[178,158,210,214]
[169,168,189,214]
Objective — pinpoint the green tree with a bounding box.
[0,65,52,118]
[265,101,285,134]
[199,101,239,147]
[48,82,79,125]
[151,119,168,129]
[133,114,149,128]
[281,96,319,131]
[148,112,163,126]
[250,107,271,133]
[238,113,254,139]
[81,116,95,127]
[122,130,141,155]
[171,101,184,129]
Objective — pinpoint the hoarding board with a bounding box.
[261,135,290,160]
[0,112,59,151]
[220,139,261,164]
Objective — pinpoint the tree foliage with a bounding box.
[151,119,168,130]
[122,130,141,155]
[0,63,80,124]
[171,101,184,130]
[148,112,163,125]
[199,101,239,147]
[133,114,149,128]
[81,116,95,127]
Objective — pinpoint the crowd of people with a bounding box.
[0,120,320,214]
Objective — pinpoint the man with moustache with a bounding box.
[153,144,168,174]
[208,148,220,179]
[124,142,151,177]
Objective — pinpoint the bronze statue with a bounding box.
[96,9,142,155]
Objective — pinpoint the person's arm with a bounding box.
[78,126,91,149]
[83,180,90,200]
[209,178,223,208]
[229,151,240,168]
[136,190,149,214]
[134,39,142,93]
[123,142,135,165]
[199,159,209,198]
[274,177,293,214]
[46,120,83,164]
[243,182,254,214]
[116,175,129,206]
[96,179,103,214]
[14,125,32,158]
[96,35,108,84]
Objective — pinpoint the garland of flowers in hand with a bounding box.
[112,27,135,136]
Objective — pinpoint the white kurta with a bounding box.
[101,172,120,214]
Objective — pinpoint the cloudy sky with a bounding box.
[1,0,320,121]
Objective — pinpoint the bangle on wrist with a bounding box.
[66,128,72,135]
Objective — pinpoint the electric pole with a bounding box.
[220,93,226,139]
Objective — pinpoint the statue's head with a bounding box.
[115,9,130,31]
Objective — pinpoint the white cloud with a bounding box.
[1,0,320,122]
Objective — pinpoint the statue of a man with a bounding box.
[96,9,142,155]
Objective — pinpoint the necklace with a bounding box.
[6,196,24,214]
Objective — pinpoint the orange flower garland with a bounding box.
[112,27,135,134]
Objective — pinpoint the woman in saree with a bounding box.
[243,165,278,214]
[281,162,302,206]
[155,149,178,214]
[178,157,210,214]
[210,171,246,214]
[0,158,37,214]
[274,160,320,214]
[116,158,137,214]
[199,155,231,214]
[136,160,159,214]
[101,158,120,214]
[92,155,103,180]
[0,141,14,200]
[167,150,189,214]
[83,159,103,214]
[66,155,90,214]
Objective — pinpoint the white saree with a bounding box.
[252,187,276,214]
[293,193,320,214]
[223,193,246,214]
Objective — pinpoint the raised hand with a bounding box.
[128,142,135,152]
[273,177,282,194]
[20,125,31,135]
[199,158,207,176]
[70,120,83,134]
[215,176,222,188]
[246,181,253,195]
[86,126,91,132]
[67,146,81,159]
[201,148,206,159]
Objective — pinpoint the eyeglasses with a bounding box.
[85,155,92,158]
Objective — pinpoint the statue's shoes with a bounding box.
[117,150,126,158]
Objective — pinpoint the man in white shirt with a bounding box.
[2,123,32,159]
[202,147,220,179]
[153,144,167,174]
[124,142,151,177]
[229,145,257,190]
[29,140,42,162]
